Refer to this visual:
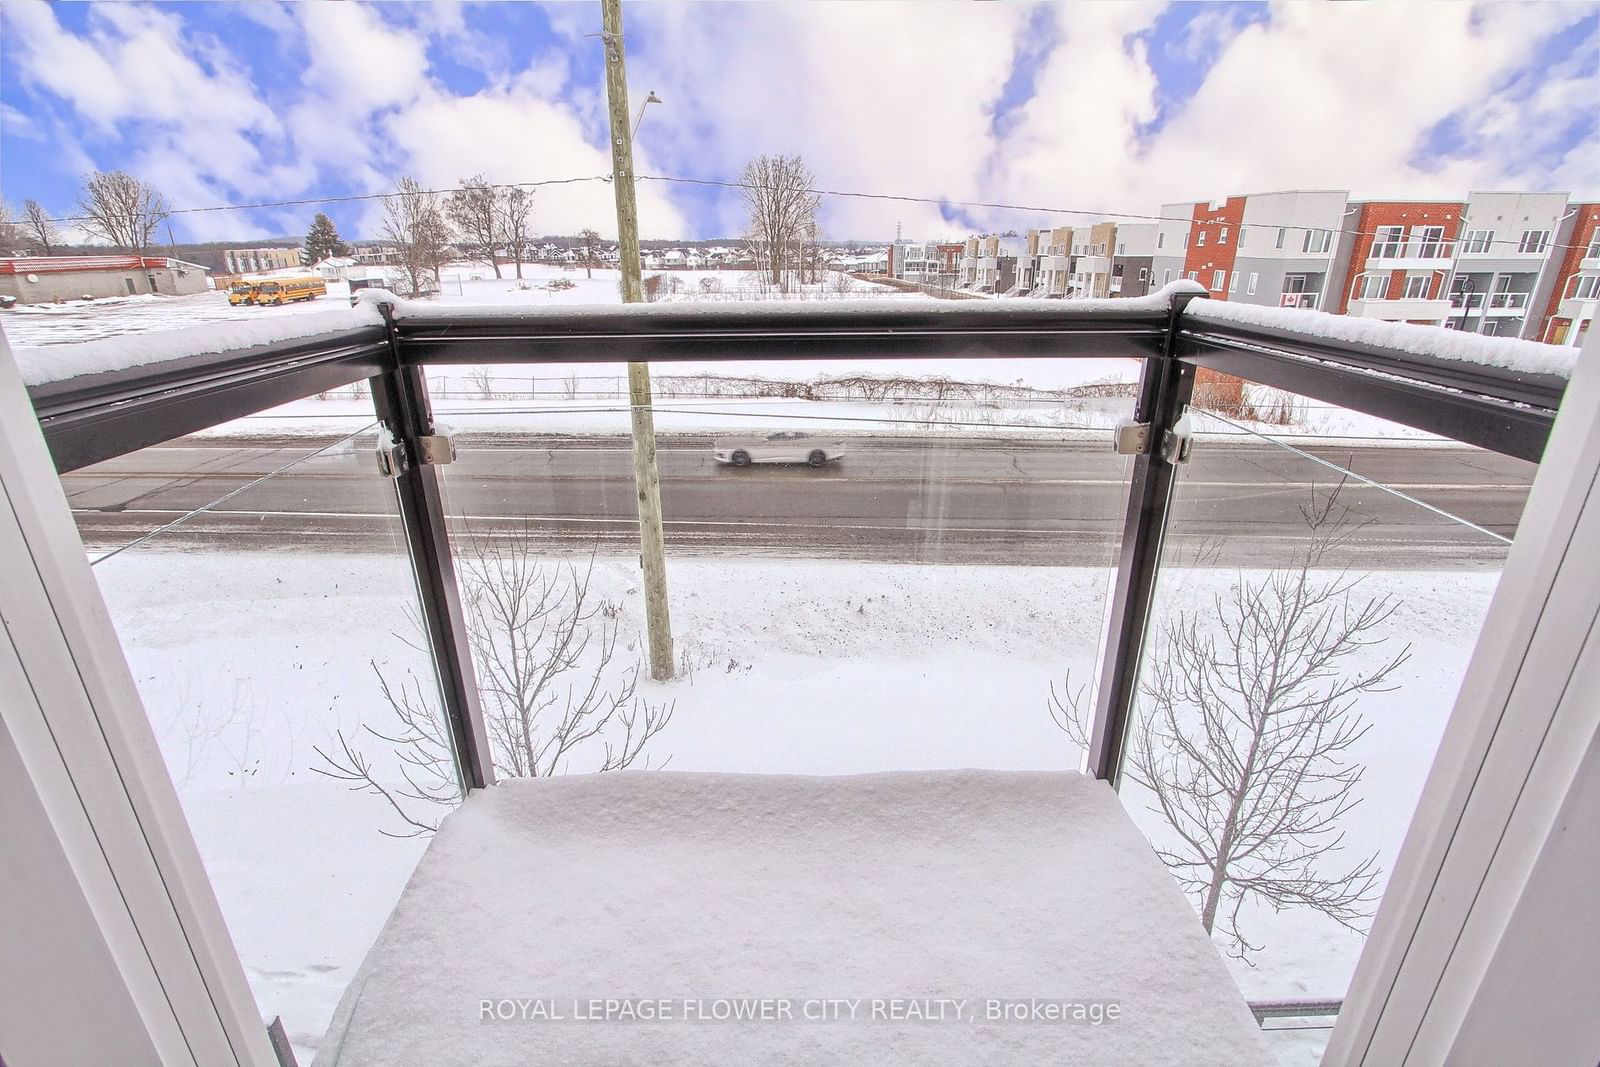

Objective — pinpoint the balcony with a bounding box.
[1279,291,1321,309]
[1347,296,1454,323]
[12,288,1570,1066]
[1366,238,1456,269]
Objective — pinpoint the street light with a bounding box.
[632,90,662,142]
[1456,276,1475,332]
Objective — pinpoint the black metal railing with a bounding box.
[26,294,1569,801]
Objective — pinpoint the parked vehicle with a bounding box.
[227,281,259,306]
[254,276,327,306]
[713,431,846,467]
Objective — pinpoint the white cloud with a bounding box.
[382,87,690,239]
[2,0,1593,247]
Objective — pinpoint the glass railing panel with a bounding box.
[62,425,462,1065]
[1109,383,1531,1065]
[426,356,1140,779]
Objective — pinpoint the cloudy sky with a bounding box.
[1,0,1595,244]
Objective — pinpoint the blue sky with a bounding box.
[2,1,1595,244]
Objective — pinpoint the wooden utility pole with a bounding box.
[602,0,673,680]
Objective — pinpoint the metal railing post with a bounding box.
[1085,293,1199,784]
[369,304,496,791]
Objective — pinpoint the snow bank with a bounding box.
[1184,297,1576,379]
[315,770,1269,1066]
[359,279,1210,322]
[15,304,383,387]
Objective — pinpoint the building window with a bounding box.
[1157,232,1165,249]
[1462,229,1493,254]
[1372,225,1405,258]
[1139,267,1149,282]
[1519,229,1550,254]
[1276,227,1287,249]
[1229,271,1239,293]
[1303,228,1332,254]
[1403,274,1430,299]
[1186,271,1198,282]
[1414,225,1445,258]
[1247,272,1259,295]
[1572,274,1600,300]
[1182,232,1189,249]
[1358,274,1388,300]
[1197,230,1206,247]
[1118,242,1126,255]
[1164,268,1173,285]
[1211,269,1225,291]
[1586,233,1600,258]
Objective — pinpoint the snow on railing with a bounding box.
[12,304,385,388]
[1185,296,1577,379]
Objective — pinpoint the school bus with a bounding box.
[227,280,259,305]
[254,275,328,306]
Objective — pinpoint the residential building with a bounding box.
[1070,222,1118,298]
[959,234,1026,293]
[1111,223,1157,298]
[1538,201,1600,348]
[1445,192,1573,338]
[0,255,210,304]
[223,247,302,274]
[933,243,964,287]
[1034,226,1073,296]
[1335,200,1463,325]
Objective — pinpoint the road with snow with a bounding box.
[63,433,1532,566]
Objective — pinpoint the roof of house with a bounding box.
[0,255,203,275]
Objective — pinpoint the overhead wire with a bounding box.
[38,171,1598,254]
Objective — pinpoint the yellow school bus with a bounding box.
[254,275,328,306]
[227,280,259,305]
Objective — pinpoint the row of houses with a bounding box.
[940,190,1599,348]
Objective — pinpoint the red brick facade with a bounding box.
[1537,202,1600,345]
[1181,196,1245,298]
[1335,201,1463,313]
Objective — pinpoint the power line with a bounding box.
[638,173,1595,253]
[42,175,613,226]
[40,169,1595,254]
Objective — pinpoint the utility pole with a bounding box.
[602,0,674,681]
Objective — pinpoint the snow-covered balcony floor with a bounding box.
[316,770,1270,1066]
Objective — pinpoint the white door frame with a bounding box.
[1326,331,1600,1064]
[0,328,277,1066]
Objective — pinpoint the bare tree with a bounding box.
[739,154,821,286]
[577,227,600,279]
[76,171,171,253]
[1050,478,1406,960]
[446,175,502,279]
[498,186,533,280]
[314,531,673,835]
[0,201,24,253]
[382,176,449,298]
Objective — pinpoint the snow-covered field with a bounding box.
[88,542,1502,1063]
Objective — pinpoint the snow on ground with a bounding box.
[88,543,1501,1063]
[314,770,1271,1067]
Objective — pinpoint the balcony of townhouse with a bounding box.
[1277,290,1323,310]
[1558,272,1599,325]
[1482,290,1533,316]
[1347,295,1454,323]
[1365,237,1457,270]
[12,289,1584,1067]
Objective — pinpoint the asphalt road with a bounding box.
[64,433,1534,567]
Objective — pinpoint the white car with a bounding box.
[713,431,846,467]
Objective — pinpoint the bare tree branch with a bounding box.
[76,171,170,253]
[1048,476,1403,961]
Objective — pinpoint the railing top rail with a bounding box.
[18,282,1569,468]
